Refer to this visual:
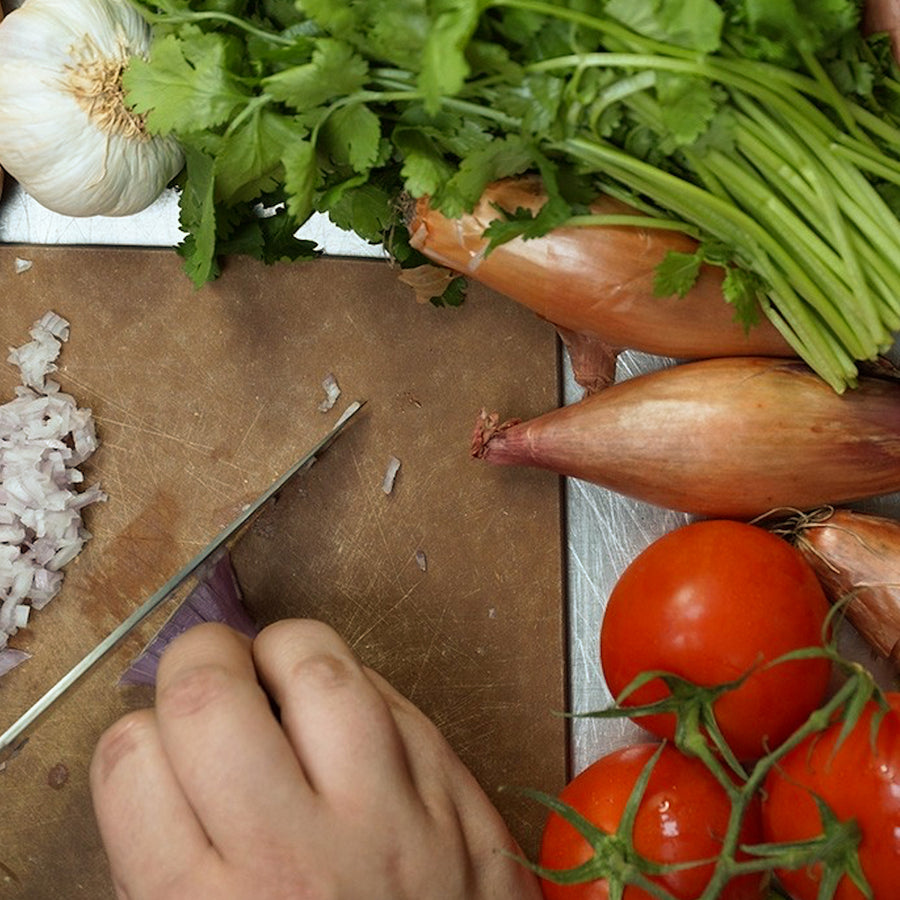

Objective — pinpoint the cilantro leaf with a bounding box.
[418,0,480,112]
[656,73,720,150]
[256,209,321,265]
[722,265,765,328]
[322,180,395,243]
[282,139,318,223]
[262,38,368,110]
[176,145,219,287]
[432,275,467,307]
[606,0,725,53]
[720,0,861,63]
[124,29,250,134]
[319,104,382,173]
[653,249,703,297]
[437,136,536,218]
[297,0,430,70]
[214,110,306,204]
[394,128,456,198]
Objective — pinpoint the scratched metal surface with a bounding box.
[562,351,689,773]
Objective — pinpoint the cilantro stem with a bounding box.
[139,9,294,46]
[222,93,273,139]
[370,75,521,129]
[560,136,857,389]
[700,149,873,359]
[731,113,884,345]
[732,96,900,334]
[832,139,900,188]
[797,46,869,145]
[564,213,700,237]
[488,0,697,61]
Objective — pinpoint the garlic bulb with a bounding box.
[0,0,184,217]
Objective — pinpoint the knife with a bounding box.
[0,399,366,756]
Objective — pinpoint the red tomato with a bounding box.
[538,742,764,899]
[761,692,900,900]
[599,520,832,760]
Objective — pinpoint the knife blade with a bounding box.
[0,399,366,756]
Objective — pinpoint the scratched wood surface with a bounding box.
[0,246,566,897]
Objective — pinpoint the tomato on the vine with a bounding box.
[538,742,764,899]
[761,692,900,900]
[599,520,832,760]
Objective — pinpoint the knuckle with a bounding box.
[157,663,235,719]
[289,651,356,692]
[91,710,156,786]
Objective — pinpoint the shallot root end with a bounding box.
[471,409,521,459]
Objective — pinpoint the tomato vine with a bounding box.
[523,600,894,899]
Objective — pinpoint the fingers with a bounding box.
[90,709,217,897]
[252,619,420,811]
[152,622,310,857]
[363,667,533,874]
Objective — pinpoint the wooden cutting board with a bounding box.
[0,246,566,897]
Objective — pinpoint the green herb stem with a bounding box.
[561,136,857,389]
[143,9,294,45]
[733,125,883,346]
[831,140,900,190]
[564,213,700,237]
[702,150,873,359]
[488,0,698,61]
[798,46,869,144]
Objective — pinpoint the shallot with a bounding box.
[472,357,900,518]
[785,507,900,665]
[408,177,792,378]
[120,551,257,686]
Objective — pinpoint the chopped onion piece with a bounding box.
[382,456,401,494]
[1,312,106,668]
[0,647,30,677]
[318,372,342,412]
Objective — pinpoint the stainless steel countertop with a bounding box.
[3,181,895,778]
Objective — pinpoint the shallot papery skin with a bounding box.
[793,508,900,663]
[472,357,900,518]
[408,176,791,360]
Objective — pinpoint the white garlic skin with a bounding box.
[0,0,184,217]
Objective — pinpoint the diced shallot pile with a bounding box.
[0,312,106,673]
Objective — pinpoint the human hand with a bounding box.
[90,619,543,900]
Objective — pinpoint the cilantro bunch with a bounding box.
[124,0,900,392]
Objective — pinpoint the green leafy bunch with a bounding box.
[124,0,900,391]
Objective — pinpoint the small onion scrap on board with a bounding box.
[472,356,900,519]
[775,507,900,668]
[408,177,793,388]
